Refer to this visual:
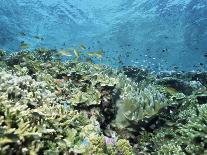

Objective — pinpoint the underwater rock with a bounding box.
[99,85,120,130]
[34,48,56,62]
[156,77,194,95]
[121,66,152,83]
[186,72,207,86]
[189,80,205,90]
[0,49,6,61]
[196,94,207,105]
[171,93,186,101]
[157,71,185,79]
[158,71,207,87]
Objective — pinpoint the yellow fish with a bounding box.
[86,52,94,57]
[164,87,178,95]
[87,50,103,59]
[57,50,72,57]
[73,49,80,59]
[80,44,87,50]
[86,58,94,64]
[20,41,29,49]
[67,47,74,51]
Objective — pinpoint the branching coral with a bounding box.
[114,82,169,134]
[0,49,207,154]
[137,95,207,154]
[0,50,133,154]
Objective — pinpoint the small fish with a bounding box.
[19,32,26,36]
[86,58,94,64]
[199,63,204,66]
[87,50,103,59]
[66,47,75,52]
[73,49,80,59]
[118,60,123,64]
[162,48,168,52]
[164,87,178,95]
[57,50,72,57]
[80,44,87,50]
[20,41,29,49]
[193,65,199,68]
[173,66,179,70]
[86,52,94,57]
[33,36,44,40]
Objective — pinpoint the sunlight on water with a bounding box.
[0,1,207,154]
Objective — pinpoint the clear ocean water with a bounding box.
[1,0,206,72]
[1,1,207,154]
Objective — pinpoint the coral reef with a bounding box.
[0,49,207,154]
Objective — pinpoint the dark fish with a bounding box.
[193,64,199,68]
[118,60,123,64]
[162,48,168,52]
[33,36,44,40]
[173,66,179,70]
[19,32,26,36]
[80,44,87,50]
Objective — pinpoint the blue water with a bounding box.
[0,0,207,71]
